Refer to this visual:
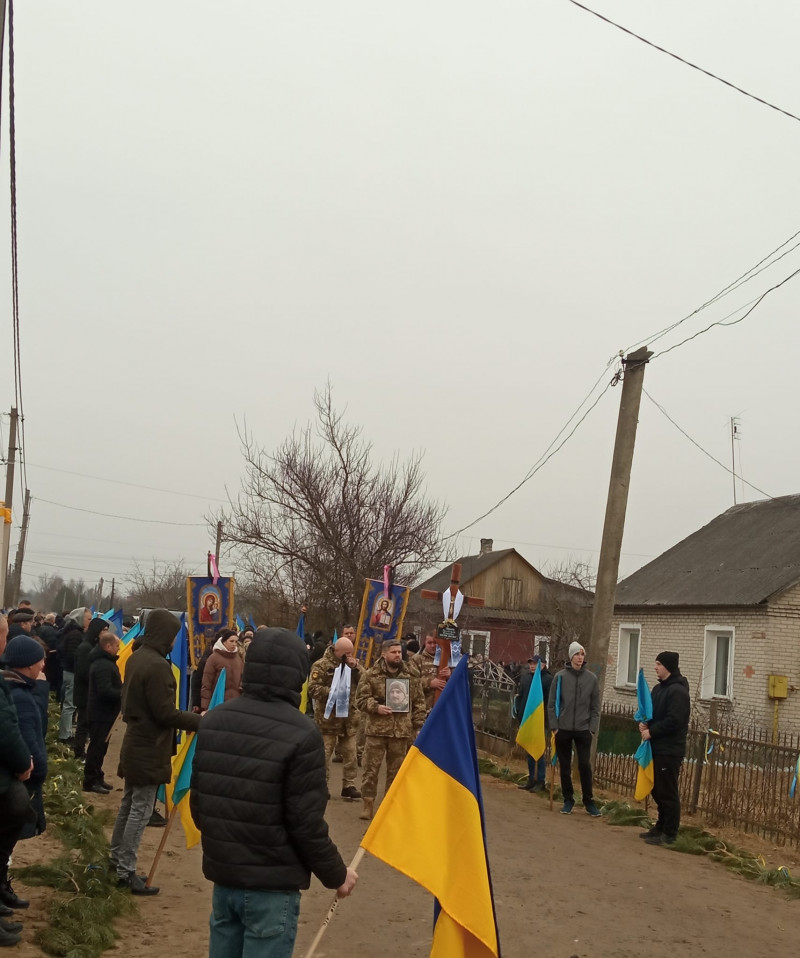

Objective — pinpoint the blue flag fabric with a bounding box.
[235,614,245,633]
[633,668,654,801]
[248,614,257,632]
[101,608,124,637]
[297,613,305,641]
[361,656,500,957]
[172,668,226,806]
[168,613,190,711]
[790,753,800,799]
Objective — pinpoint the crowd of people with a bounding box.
[0,601,691,956]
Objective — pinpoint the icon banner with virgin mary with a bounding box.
[187,576,235,668]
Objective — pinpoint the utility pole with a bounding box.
[97,577,104,611]
[215,520,223,565]
[9,487,30,606]
[109,577,116,608]
[730,417,741,505]
[587,347,652,711]
[1,407,19,608]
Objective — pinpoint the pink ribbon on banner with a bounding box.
[383,564,391,600]
[209,553,220,585]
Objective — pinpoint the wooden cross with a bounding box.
[420,562,485,698]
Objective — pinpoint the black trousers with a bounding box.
[74,708,90,757]
[652,753,683,838]
[555,729,594,803]
[84,720,114,787]
[0,785,30,873]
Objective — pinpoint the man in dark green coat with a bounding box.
[110,610,200,895]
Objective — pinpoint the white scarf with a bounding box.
[324,661,351,719]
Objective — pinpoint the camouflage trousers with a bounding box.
[321,732,358,789]
[360,735,410,801]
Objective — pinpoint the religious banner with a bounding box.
[186,576,235,668]
[354,577,410,667]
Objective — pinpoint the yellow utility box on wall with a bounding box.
[768,674,788,699]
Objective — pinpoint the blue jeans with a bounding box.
[527,754,546,784]
[110,782,159,878]
[209,885,301,958]
[58,671,75,740]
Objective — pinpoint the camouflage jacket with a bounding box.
[308,645,363,735]
[408,649,440,712]
[355,656,425,739]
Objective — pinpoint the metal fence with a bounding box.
[470,676,800,846]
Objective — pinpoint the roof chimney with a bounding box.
[479,538,493,556]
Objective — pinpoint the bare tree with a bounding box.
[215,385,447,625]
[126,560,188,611]
[544,556,597,592]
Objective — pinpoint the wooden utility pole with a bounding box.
[215,521,222,564]
[109,577,116,608]
[1,407,19,608]
[587,347,652,706]
[9,487,30,606]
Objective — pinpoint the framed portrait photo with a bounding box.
[385,677,410,713]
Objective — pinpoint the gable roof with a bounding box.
[412,548,541,595]
[615,494,800,607]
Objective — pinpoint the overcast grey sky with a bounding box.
[3,1,800,599]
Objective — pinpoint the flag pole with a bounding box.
[145,802,180,888]
[304,847,365,958]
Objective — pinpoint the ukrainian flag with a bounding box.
[633,667,654,801]
[164,669,226,848]
[168,614,190,712]
[361,657,500,958]
[515,661,545,761]
[116,620,142,681]
[790,752,799,799]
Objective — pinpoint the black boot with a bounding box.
[0,906,11,918]
[0,881,29,910]
[0,923,21,947]
[0,918,22,934]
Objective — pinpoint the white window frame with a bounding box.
[461,629,491,659]
[616,623,641,688]
[534,635,551,667]
[702,626,735,699]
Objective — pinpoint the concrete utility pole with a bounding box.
[9,488,30,606]
[215,520,223,565]
[587,347,652,705]
[1,407,19,608]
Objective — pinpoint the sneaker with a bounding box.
[639,827,661,840]
[341,786,362,800]
[585,802,602,818]
[560,799,575,815]
[118,874,159,896]
[147,810,167,828]
[645,833,676,846]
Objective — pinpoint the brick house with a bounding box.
[406,539,593,667]
[605,495,800,733]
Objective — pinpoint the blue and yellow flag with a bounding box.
[515,662,545,761]
[164,669,226,848]
[790,753,799,799]
[633,667,654,801]
[116,621,141,681]
[235,614,245,633]
[168,613,190,712]
[101,608,124,637]
[361,656,500,958]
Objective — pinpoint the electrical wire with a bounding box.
[642,389,773,499]
[625,228,800,353]
[443,366,618,541]
[564,0,800,125]
[25,462,227,502]
[653,265,800,359]
[34,497,207,527]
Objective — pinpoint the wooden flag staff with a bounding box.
[304,846,366,958]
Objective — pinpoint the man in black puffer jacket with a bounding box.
[73,617,109,760]
[638,650,691,846]
[191,628,358,956]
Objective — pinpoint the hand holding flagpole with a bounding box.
[304,847,364,958]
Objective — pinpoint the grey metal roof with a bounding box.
[615,495,800,607]
[411,549,526,596]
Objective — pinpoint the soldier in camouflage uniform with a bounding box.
[408,632,451,714]
[307,637,363,800]
[355,639,425,820]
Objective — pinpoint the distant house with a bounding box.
[406,539,593,666]
[606,495,800,732]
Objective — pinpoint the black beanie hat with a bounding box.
[656,650,679,674]
[3,635,45,669]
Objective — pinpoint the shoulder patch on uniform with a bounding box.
[311,669,321,681]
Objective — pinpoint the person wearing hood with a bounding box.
[638,651,691,846]
[83,629,122,795]
[200,631,244,710]
[110,609,201,896]
[547,641,601,817]
[57,607,91,743]
[190,628,357,956]
[72,616,108,760]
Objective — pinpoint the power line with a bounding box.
[653,266,800,359]
[625,227,800,353]
[443,365,618,541]
[642,389,773,499]
[564,0,800,125]
[35,497,207,527]
[25,462,228,503]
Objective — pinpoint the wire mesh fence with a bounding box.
[470,676,800,845]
